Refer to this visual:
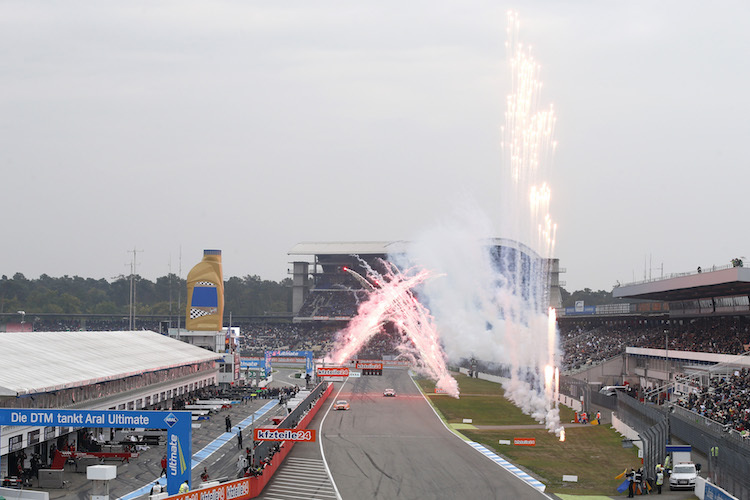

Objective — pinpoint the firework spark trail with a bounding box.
[500,10,562,438]
[408,11,563,436]
[327,262,459,397]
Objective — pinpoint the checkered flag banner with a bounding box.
[190,308,215,319]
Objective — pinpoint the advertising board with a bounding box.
[317,367,349,377]
[0,408,191,496]
[169,477,253,500]
[253,428,316,442]
[355,361,383,370]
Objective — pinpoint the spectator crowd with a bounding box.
[560,317,750,371]
[675,368,750,436]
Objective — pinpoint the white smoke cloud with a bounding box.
[397,200,563,435]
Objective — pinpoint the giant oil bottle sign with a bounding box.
[186,249,224,331]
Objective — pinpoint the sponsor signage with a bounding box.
[350,371,361,378]
[317,367,349,377]
[267,349,311,358]
[272,356,306,363]
[564,305,596,315]
[356,361,383,370]
[514,438,536,446]
[170,477,252,500]
[253,428,316,442]
[434,387,447,394]
[0,409,192,496]
[266,350,314,376]
[704,480,735,500]
[384,359,411,367]
[241,358,263,369]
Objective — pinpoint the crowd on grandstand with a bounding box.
[11,314,750,369]
[560,317,750,371]
[237,322,336,357]
[675,368,750,435]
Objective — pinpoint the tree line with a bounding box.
[0,272,616,318]
[0,273,292,317]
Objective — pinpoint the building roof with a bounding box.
[288,241,406,256]
[288,238,542,258]
[612,266,750,301]
[0,330,222,397]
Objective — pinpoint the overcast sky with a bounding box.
[2,1,748,292]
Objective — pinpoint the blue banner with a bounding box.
[564,306,597,315]
[704,481,734,500]
[265,349,309,358]
[240,358,264,369]
[264,350,314,376]
[0,409,191,496]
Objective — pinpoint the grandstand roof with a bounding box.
[288,241,407,256]
[0,330,222,397]
[288,238,542,258]
[613,266,750,301]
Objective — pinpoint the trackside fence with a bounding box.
[616,394,750,500]
[615,394,668,482]
[669,405,750,500]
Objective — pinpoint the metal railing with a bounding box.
[251,382,328,467]
[618,263,735,288]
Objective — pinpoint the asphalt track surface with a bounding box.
[260,369,550,500]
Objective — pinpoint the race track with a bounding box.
[318,369,550,500]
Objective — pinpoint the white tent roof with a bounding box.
[0,330,222,396]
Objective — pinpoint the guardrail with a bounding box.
[252,381,330,467]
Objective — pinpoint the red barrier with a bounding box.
[167,382,334,500]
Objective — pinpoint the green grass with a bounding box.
[463,426,640,495]
[416,372,506,396]
[415,373,645,496]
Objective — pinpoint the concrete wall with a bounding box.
[567,356,626,386]
[612,412,641,444]
[457,367,582,411]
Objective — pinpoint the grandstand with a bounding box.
[288,239,564,322]
[563,264,750,424]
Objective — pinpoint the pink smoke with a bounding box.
[326,261,459,398]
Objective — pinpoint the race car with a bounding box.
[383,388,396,397]
[333,400,350,410]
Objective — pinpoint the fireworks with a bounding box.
[326,262,459,398]
[323,12,563,437]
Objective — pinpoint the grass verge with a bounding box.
[415,373,642,496]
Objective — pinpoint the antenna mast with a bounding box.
[128,247,143,330]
